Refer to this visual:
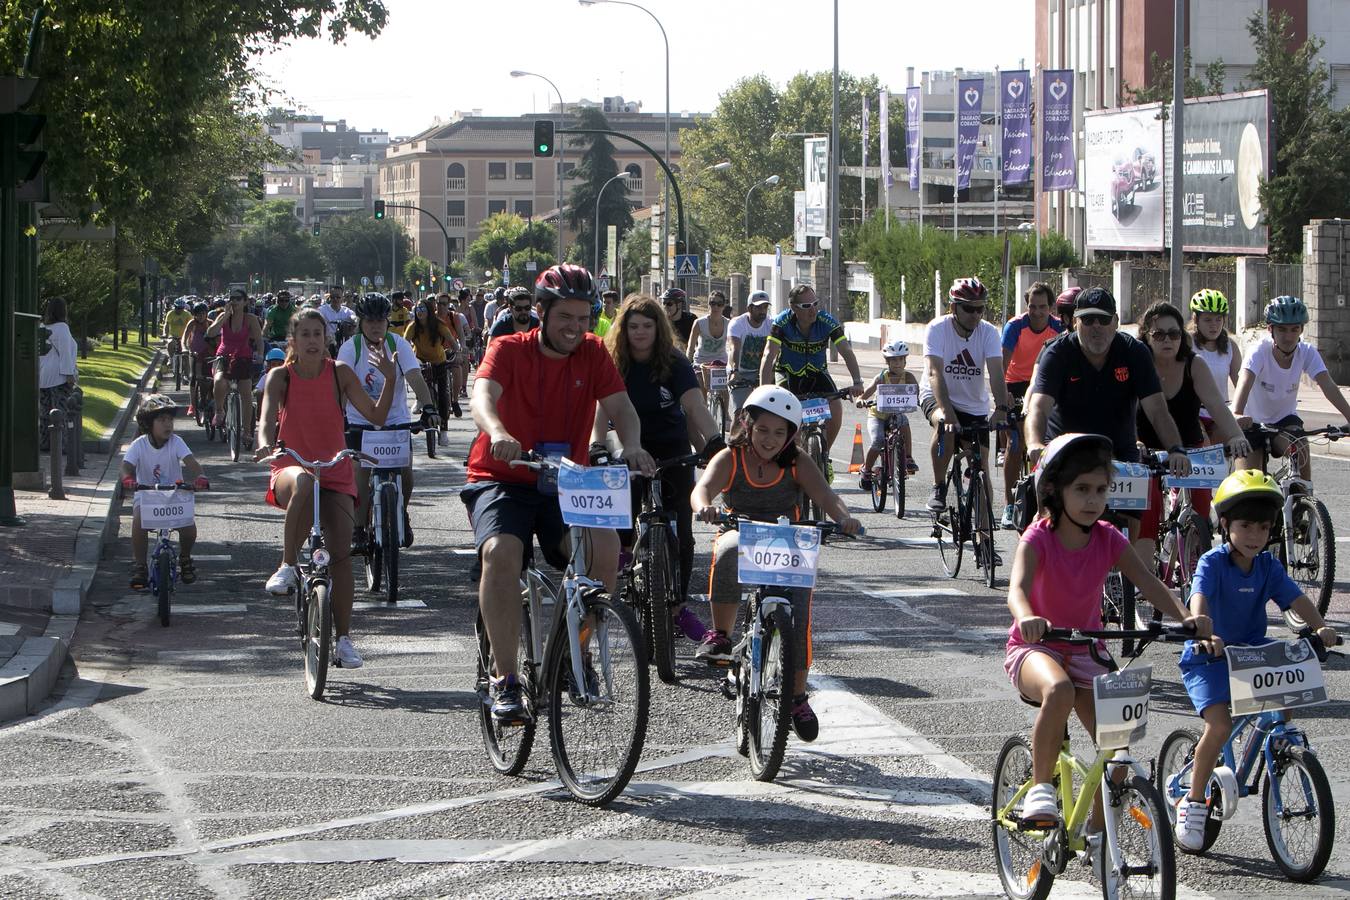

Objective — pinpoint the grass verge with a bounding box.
[77,340,157,441]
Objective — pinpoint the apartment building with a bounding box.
[264,110,389,224]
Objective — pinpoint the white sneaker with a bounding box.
[265,564,299,595]
[438,429,449,448]
[1174,797,1208,850]
[335,636,364,669]
[1020,782,1059,823]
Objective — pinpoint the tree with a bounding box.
[224,200,324,289]
[566,107,633,275]
[317,216,410,286]
[1246,9,1350,260]
[1123,49,1227,105]
[466,212,556,274]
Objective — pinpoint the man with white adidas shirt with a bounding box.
[921,277,1009,513]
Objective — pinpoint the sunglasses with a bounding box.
[1149,329,1182,341]
[792,301,818,310]
[956,303,986,315]
[710,301,726,307]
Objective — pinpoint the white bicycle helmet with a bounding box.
[881,339,910,358]
[742,385,802,433]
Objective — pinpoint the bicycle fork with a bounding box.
[1099,752,1152,878]
[562,574,610,705]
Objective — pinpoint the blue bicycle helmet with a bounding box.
[1265,295,1308,326]
[265,348,286,363]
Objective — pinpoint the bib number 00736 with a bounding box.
[737,522,821,589]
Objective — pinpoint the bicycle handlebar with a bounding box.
[134,483,198,493]
[1244,422,1348,441]
[267,443,376,469]
[1042,624,1196,644]
[710,511,865,540]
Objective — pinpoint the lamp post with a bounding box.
[511,69,566,266]
[594,172,627,276]
[744,174,781,239]
[579,0,670,287]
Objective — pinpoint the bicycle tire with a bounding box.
[475,609,537,775]
[894,437,907,520]
[193,380,206,426]
[1262,744,1335,881]
[227,392,241,462]
[303,580,332,700]
[991,735,1053,900]
[805,431,826,520]
[173,354,183,392]
[156,550,172,628]
[870,446,887,513]
[748,605,795,783]
[426,429,437,459]
[546,590,649,806]
[709,392,727,433]
[381,484,399,605]
[936,462,965,578]
[1156,727,1223,854]
[1282,497,1334,630]
[1101,775,1175,900]
[364,521,382,593]
[733,655,752,758]
[973,469,997,589]
[646,523,679,685]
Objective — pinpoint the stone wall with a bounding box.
[1302,219,1350,385]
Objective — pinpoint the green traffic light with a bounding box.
[538,144,549,154]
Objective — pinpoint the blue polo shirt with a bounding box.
[1182,544,1302,659]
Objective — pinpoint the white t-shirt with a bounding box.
[38,321,79,390]
[336,332,421,427]
[1241,338,1327,424]
[920,315,1003,416]
[319,303,356,338]
[1195,344,1232,420]
[728,313,773,379]
[124,434,192,506]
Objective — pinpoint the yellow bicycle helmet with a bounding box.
[1213,469,1282,518]
[1189,288,1229,315]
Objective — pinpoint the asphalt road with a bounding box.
[2,353,1349,899]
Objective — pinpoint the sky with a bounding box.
[256,0,1036,138]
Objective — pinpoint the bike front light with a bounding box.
[312,548,330,567]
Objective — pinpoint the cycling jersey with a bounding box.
[1000,314,1064,384]
[264,305,294,341]
[767,309,845,377]
[389,305,411,330]
[163,309,192,340]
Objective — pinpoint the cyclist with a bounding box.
[204,288,263,436]
[182,302,211,419]
[921,277,1009,512]
[162,299,192,355]
[487,287,539,344]
[122,394,209,590]
[1006,432,1208,825]
[442,293,472,402]
[1053,286,1080,331]
[594,289,620,338]
[1172,469,1339,850]
[691,385,862,741]
[471,288,488,338]
[256,307,398,669]
[758,284,866,481]
[405,299,456,442]
[464,264,654,724]
[727,291,773,418]
[662,287,698,348]
[857,339,919,490]
[336,292,439,552]
[1188,288,1243,443]
[686,289,730,394]
[253,348,286,418]
[320,287,356,355]
[263,290,295,349]
[999,281,1063,527]
[1231,295,1350,480]
[388,291,412,332]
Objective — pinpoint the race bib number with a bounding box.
[876,382,918,412]
[800,398,831,424]
[1163,446,1226,489]
[1093,665,1152,749]
[1107,462,1149,510]
[1227,639,1328,716]
[557,459,632,529]
[737,522,821,589]
[140,489,195,530]
[360,429,412,469]
[708,367,728,391]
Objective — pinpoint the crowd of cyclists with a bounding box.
[140,262,1348,883]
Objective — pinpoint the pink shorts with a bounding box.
[1004,642,1109,698]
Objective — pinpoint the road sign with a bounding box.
[452,278,465,291]
[360,276,371,287]
[674,254,700,277]
[705,249,712,279]
[373,274,385,287]
[597,276,611,293]
[502,267,510,286]
[525,260,538,272]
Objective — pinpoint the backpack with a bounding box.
[1010,473,1039,534]
[351,332,397,358]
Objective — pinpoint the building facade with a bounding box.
[264,110,389,225]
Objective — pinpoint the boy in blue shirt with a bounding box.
[1174,469,1338,850]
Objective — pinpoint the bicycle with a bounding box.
[135,483,198,627]
[623,451,701,685]
[218,359,252,462]
[1157,628,1342,880]
[703,363,730,433]
[268,443,374,700]
[193,355,215,436]
[794,387,852,519]
[1245,423,1344,629]
[163,337,186,391]
[992,624,1193,900]
[931,422,1006,588]
[858,399,912,518]
[358,424,433,605]
[473,453,649,806]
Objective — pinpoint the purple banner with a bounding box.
[956,77,984,191]
[878,91,892,190]
[1000,69,1032,185]
[861,94,869,180]
[905,86,921,190]
[1041,68,1077,190]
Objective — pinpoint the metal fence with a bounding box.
[1262,263,1303,302]
[1131,268,1170,320]
[1070,269,1112,293]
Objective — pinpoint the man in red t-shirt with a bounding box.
[464,264,654,725]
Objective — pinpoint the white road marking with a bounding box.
[359,637,462,655]
[162,603,248,615]
[449,548,477,556]
[187,554,233,561]
[351,599,429,610]
[0,623,20,636]
[845,583,968,626]
[416,486,463,495]
[813,630,879,643]
[626,777,984,821]
[157,650,255,662]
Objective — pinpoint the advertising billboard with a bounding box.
[1085,104,1165,250]
[804,137,828,237]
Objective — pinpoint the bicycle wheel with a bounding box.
[1262,745,1334,881]
[870,447,887,513]
[1101,775,1175,900]
[303,580,332,700]
[936,464,965,578]
[646,523,679,685]
[973,469,997,589]
[893,438,907,520]
[227,392,241,462]
[155,550,172,628]
[546,590,648,806]
[991,735,1053,900]
[173,354,183,391]
[709,392,728,433]
[733,654,752,758]
[805,431,826,518]
[1156,727,1223,854]
[475,608,537,775]
[1282,497,1334,630]
[426,429,437,459]
[363,514,382,593]
[381,484,399,605]
[749,605,795,783]
[193,380,206,426]
[1100,571,1136,656]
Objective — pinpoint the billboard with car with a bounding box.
[1085,104,1165,250]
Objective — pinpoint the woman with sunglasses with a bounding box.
[686,290,730,394]
[1132,300,1250,564]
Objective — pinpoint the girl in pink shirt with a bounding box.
[1006,433,1206,825]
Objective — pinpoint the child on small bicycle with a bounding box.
[856,339,918,491]
[120,394,209,590]
[692,385,862,742]
[1006,432,1208,824]
[253,348,285,421]
[1172,469,1338,850]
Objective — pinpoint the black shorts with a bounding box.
[461,481,569,571]
[213,355,253,380]
[1246,414,1304,456]
[919,396,991,447]
[777,370,838,398]
[1006,381,1030,402]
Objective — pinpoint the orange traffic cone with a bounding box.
[847,423,865,473]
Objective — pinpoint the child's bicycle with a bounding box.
[991,624,1194,900]
[1156,628,1343,880]
[859,398,915,518]
[135,483,199,627]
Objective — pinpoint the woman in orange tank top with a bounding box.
[255,308,396,669]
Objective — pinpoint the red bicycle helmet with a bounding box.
[948,277,988,304]
[1055,286,1081,318]
[534,264,597,309]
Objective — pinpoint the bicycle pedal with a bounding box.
[1014,814,1059,831]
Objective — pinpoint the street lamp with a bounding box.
[594,172,628,276]
[579,0,670,286]
[744,174,781,239]
[511,69,566,266]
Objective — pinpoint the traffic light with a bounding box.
[312,222,321,237]
[373,200,385,219]
[444,273,452,283]
[1,111,45,192]
[533,120,555,158]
